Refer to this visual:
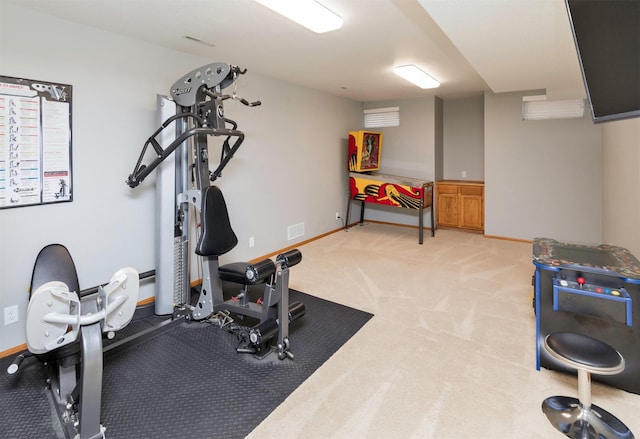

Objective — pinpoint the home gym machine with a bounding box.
[126,63,305,360]
[8,244,139,439]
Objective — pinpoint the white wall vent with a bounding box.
[287,222,305,240]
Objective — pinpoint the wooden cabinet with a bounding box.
[436,181,484,232]
[436,184,459,228]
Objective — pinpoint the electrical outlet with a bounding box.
[4,305,18,325]
[249,236,255,248]
[336,212,340,220]
[461,171,467,178]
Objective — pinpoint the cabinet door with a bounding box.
[437,193,459,227]
[460,189,483,230]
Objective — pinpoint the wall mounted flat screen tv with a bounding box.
[565,0,640,123]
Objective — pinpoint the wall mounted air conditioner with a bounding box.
[522,95,585,120]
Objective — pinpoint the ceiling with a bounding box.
[5,0,586,102]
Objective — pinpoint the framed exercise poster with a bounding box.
[0,75,72,209]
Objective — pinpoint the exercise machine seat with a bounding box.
[29,244,81,363]
[542,332,634,439]
[195,185,238,257]
[219,259,276,285]
[31,243,80,296]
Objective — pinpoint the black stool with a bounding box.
[542,332,634,439]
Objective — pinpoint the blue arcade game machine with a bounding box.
[533,237,640,394]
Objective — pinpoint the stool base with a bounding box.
[542,396,634,439]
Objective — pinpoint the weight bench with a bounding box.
[193,185,305,359]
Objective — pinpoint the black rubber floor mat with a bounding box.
[0,290,372,439]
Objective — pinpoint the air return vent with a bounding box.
[287,222,305,240]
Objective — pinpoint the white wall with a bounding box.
[217,74,361,259]
[602,118,640,257]
[443,95,484,180]
[0,2,361,352]
[484,90,603,242]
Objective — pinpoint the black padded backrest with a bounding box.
[29,244,82,362]
[195,185,238,257]
[30,244,80,296]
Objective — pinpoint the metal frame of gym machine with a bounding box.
[127,63,253,315]
[127,63,252,316]
[127,63,304,359]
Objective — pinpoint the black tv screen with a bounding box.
[565,0,640,123]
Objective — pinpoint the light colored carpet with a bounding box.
[247,223,640,438]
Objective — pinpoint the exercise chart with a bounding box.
[0,75,72,209]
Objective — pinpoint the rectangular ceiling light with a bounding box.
[522,95,585,120]
[393,65,440,89]
[254,0,343,33]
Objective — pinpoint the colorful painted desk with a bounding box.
[346,172,434,244]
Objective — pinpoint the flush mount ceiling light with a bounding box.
[254,0,343,33]
[393,65,440,89]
